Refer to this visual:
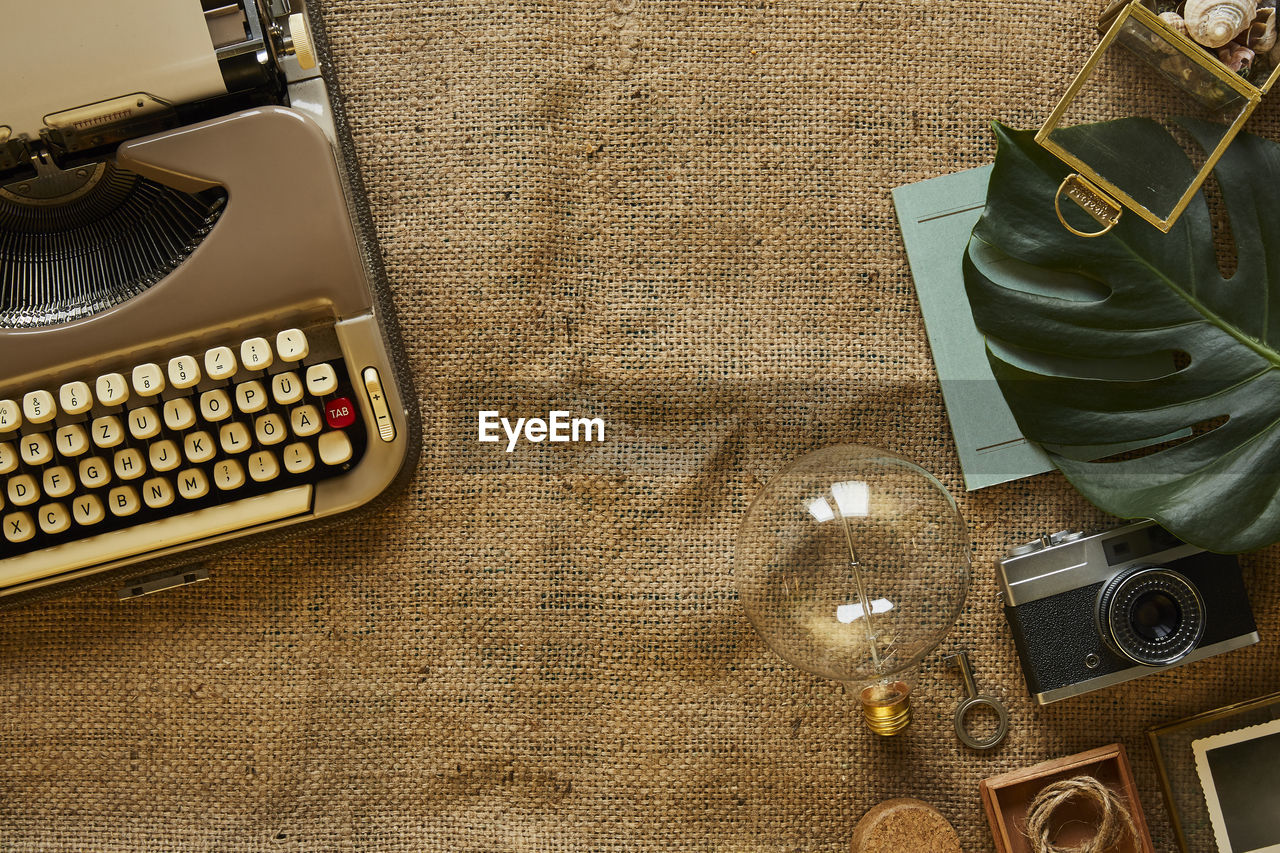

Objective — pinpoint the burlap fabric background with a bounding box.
[4,0,1280,849]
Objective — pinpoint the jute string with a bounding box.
[1025,776,1138,853]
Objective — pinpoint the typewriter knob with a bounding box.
[287,14,317,70]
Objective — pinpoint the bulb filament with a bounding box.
[837,493,883,672]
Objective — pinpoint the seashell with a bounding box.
[1219,40,1256,71]
[1243,6,1277,51]
[1184,0,1257,48]
[1160,53,1199,85]
[1160,11,1191,36]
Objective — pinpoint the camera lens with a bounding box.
[1131,590,1180,642]
[1097,567,1205,666]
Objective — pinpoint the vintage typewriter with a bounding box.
[0,1,417,602]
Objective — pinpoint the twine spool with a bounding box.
[1025,776,1138,853]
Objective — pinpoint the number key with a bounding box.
[23,390,56,424]
[167,355,201,389]
[0,400,21,433]
[96,373,129,407]
[132,363,165,396]
[59,381,93,415]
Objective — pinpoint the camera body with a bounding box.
[998,520,1259,704]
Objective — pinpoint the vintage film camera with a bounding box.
[998,520,1259,704]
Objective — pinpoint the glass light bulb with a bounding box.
[734,445,971,735]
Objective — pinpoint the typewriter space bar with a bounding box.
[0,486,313,588]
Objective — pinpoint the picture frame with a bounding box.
[1148,691,1280,853]
[1193,718,1280,853]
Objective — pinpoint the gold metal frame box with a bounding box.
[1038,1,1280,234]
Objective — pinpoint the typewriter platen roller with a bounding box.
[0,1,419,601]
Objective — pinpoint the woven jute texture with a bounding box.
[4,0,1280,849]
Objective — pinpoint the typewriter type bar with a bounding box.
[0,3,417,600]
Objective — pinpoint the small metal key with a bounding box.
[945,651,1010,750]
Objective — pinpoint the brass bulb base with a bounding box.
[859,681,912,736]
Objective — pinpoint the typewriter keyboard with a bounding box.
[0,324,373,586]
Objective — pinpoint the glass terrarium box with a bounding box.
[1038,0,1280,235]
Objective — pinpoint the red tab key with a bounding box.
[324,397,356,429]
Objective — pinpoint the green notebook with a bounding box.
[893,166,1185,491]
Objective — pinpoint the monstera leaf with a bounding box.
[964,119,1280,553]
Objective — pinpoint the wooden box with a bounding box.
[979,744,1156,853]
